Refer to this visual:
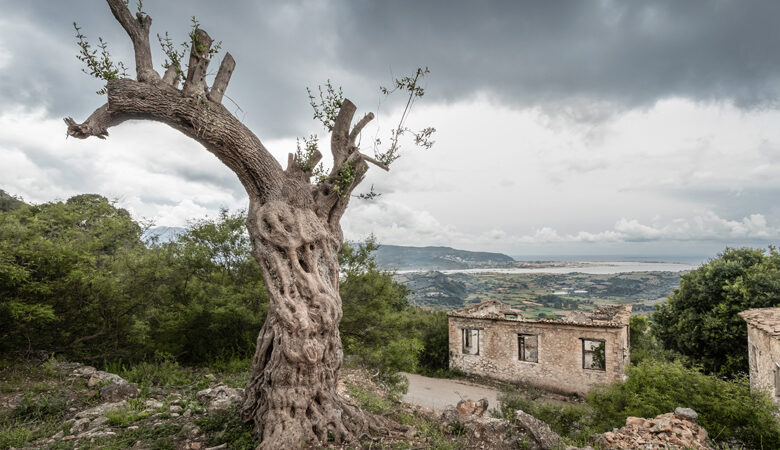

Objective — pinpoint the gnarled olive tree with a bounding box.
[65,1,430,447]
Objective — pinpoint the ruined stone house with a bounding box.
[448,299,631,394]
[738,307,780,401]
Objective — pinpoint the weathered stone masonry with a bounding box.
[448,299,631,394]
[739,307,780,402]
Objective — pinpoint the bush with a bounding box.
[497,391,594,445]
[587,359,780,448]
[653,247,780,377]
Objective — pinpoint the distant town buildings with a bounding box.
[448,299,631,394]
[739,307,780,401]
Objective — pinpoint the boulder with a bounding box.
[515,409,565,450]
[71,366,97,377]
[467,416,518,449]
[455,398,489,416]
[89,416,109,430]
[675,406,698,422]
[70,417,91,434]
[87,371,125,387]
[196,385,244,411]
[75,400,128,419]
[145,399,164,410]
[100,381,139,402]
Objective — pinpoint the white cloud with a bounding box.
[503,212,779,245]
[3,94,780,257]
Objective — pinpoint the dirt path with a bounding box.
[401,372,501,412]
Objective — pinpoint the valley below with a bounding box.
[378,245,692,317]
[394,270,685,317]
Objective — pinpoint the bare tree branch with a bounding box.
[66,79,285,199]
[207,52,235,104]
[348,112,374,145]
[64,104,119,139]
[106,0,159,82]
[357,152,389,171]
[182,28,213,96]
[162,64,180,87]
[330,99,356,170]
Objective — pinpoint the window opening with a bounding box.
[518,334,538,362]
[582,339,606,370]
[462,328,480,355]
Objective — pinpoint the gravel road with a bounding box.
[401,372,501,412]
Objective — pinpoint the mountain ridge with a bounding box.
[373,244,515,271]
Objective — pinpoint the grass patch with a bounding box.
[104,357,199,389]
[195,405,255,449]
[105,400,151,427]
[396,410,464,450]
[345,382,393,415]
[0,394,69,449]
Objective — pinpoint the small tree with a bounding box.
[653,247,780,377]
[65,1,433,447]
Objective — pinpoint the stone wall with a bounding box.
[746,324,780,401]
[448,316,629,394]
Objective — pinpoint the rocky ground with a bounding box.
[1,357,717,449]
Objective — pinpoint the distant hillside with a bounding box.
[394,271,469,308]
[374,244,515,271]
[0,189,26,212]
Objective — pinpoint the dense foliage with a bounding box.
[339,238,450,393]
[497,333,780,448]
[653,247,780,377]
[588,359,780,448]
[0,194,449,379]
[0,194,146,359]
[0,197,268,363]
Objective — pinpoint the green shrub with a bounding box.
[497,391,594,445]
[346,383,394,415]
[106,354,199,388]
[587,359,780,448]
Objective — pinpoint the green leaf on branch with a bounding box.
[73,23,128,94]
[307,80,343,132]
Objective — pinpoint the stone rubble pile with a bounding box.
[592,407,711,449]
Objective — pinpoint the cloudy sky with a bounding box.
[2,0,780,259]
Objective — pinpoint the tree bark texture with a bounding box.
[241,199,385,447]
[66,2,394,448]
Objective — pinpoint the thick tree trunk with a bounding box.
[66,5,395,446]
[241,198,384,448]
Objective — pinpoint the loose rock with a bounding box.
[675,406,698,422]
[515,409,565,450]
[455,398,489,416]
[196,385,244,411]
[100,381,140,402]
[75,400,128,419]
[87,371,125,387]
[71,417,91,434]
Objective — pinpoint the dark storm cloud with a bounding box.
[2,0,780,137]
[335,0,780,112]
